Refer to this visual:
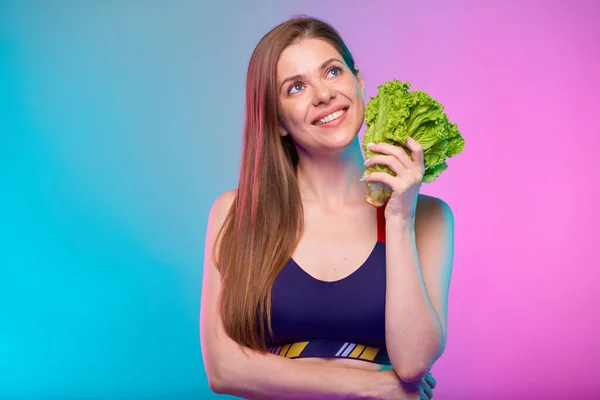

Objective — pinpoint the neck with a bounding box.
[296,136,367,208]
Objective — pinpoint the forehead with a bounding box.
[277,38,342,81]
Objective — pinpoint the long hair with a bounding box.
[213,16,359,351]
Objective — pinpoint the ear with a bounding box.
[278,119,289,137]
[356,68,365,100]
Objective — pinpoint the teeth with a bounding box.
[314,108,347,125]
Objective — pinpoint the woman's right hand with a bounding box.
[374,370,436,400]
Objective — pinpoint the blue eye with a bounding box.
[289,83,303,94]
[328,66,342,77]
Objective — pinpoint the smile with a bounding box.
[312,108,348,126]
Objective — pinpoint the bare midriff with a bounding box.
[294,357,390,371]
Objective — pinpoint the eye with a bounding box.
[288,82,304,94]
[327,66,343,77]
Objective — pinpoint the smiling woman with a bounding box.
[276,36,365,154]
[200,15,452,400]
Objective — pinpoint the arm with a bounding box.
[384,196,454,382]
[200,190,386,399]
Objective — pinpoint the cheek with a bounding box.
[351,99,366,126]
[283,100,310,126]
[342,83,363,105]
[279,101,296,124]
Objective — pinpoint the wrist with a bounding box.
[359,370,397,400]
[385,215,415,232]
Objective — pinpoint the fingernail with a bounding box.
[367,142,375,148]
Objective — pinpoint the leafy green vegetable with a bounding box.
[362,79,465,207]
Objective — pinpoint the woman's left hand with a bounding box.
[363,137,424,222]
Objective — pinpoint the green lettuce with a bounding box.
[362,79,465,206]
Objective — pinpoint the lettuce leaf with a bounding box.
[362,79,465,206]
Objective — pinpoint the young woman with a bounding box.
[200,15,454,400]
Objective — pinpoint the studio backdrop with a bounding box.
[1,1,598,399]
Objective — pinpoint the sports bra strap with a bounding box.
[376,205,386,244]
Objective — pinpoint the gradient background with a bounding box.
[1,0,598,399]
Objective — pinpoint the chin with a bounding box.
[324,128,360,150]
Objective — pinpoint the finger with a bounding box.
[364,154,407,176]
[422,382,434,399]
[366,142,413,168]
[363,171,410,192]
[405,136,425,169]
[424,373,436,388]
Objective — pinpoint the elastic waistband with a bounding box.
[267,339,390,365]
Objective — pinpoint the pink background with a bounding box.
[321,0,599,397]
[2,0,598,398]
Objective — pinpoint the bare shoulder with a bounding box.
[207,189,237,228]
[415,194,454,230]
[414,194,454,270]
[212,189,237,213]
[205,189,237,259]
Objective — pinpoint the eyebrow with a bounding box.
[279,57,342,92]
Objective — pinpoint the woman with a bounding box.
[200,15,454,400]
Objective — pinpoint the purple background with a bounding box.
[1,0,598,398]
[334,1,600,398]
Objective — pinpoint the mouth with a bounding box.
[312,107,349,126]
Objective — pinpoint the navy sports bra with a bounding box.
[266,206,390,365]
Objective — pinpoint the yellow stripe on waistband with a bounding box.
[349,344,365,358]
[359,346,379,361]
[285,341,309,358]
[279,343,292,357]
[272,341,381,361]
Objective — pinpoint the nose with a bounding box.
[312,82,335,106]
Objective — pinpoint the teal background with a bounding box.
[1,1,244,398]
[2,1,599,399]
